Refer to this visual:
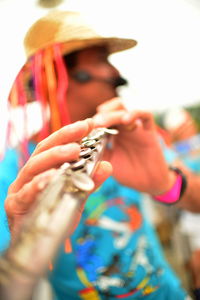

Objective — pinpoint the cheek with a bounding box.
[86,83,117,100]
[66,83,117,121]
[70,82,116,104]
[66,86,98,121]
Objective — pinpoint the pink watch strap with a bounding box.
[153,174,182,204]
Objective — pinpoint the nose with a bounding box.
[106,63,128,87]
[97,61,120,79]
[108,63,120,78]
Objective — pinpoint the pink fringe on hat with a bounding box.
[7,43,70,167]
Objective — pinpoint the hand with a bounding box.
[5,119,112,238]
[93,98,176,194]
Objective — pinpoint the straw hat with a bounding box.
[24,10,137,58]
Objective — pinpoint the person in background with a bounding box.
[161,107,200,299]
[2,10,200,299]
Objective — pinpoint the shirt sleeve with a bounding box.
[0,149,19,253]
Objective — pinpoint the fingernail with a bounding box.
[85,118,93,123]
[93,114,105,126]
[122,113,132,123]
[37,170,57,191]
[85,118,94,129]
[38,180,48,190]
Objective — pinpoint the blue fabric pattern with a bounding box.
[48,177,187,299]
[0,145,188,299]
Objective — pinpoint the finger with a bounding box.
[77,161,113,215]
[93,110,155,131]
[93,110,126,128]
[91,161,113,192]
[121,111,155,130]
[33,118,94,156]
[10,143,81,192]
[96,97,125,113]
[6,169,57,220]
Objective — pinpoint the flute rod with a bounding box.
[0,127,118,300]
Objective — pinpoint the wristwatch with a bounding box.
[153,166,187,205]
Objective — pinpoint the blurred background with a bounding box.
[1,0,200,298]
[0,0,200,109]
[0,0,200,153]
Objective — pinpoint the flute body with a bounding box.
[0,127,118,300]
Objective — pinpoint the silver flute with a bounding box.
[0,127,118,300]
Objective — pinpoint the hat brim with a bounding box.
[60,37,137,56]
[27,36,137,58]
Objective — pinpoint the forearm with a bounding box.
[150,159,200,212]
[176,164,200,212]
